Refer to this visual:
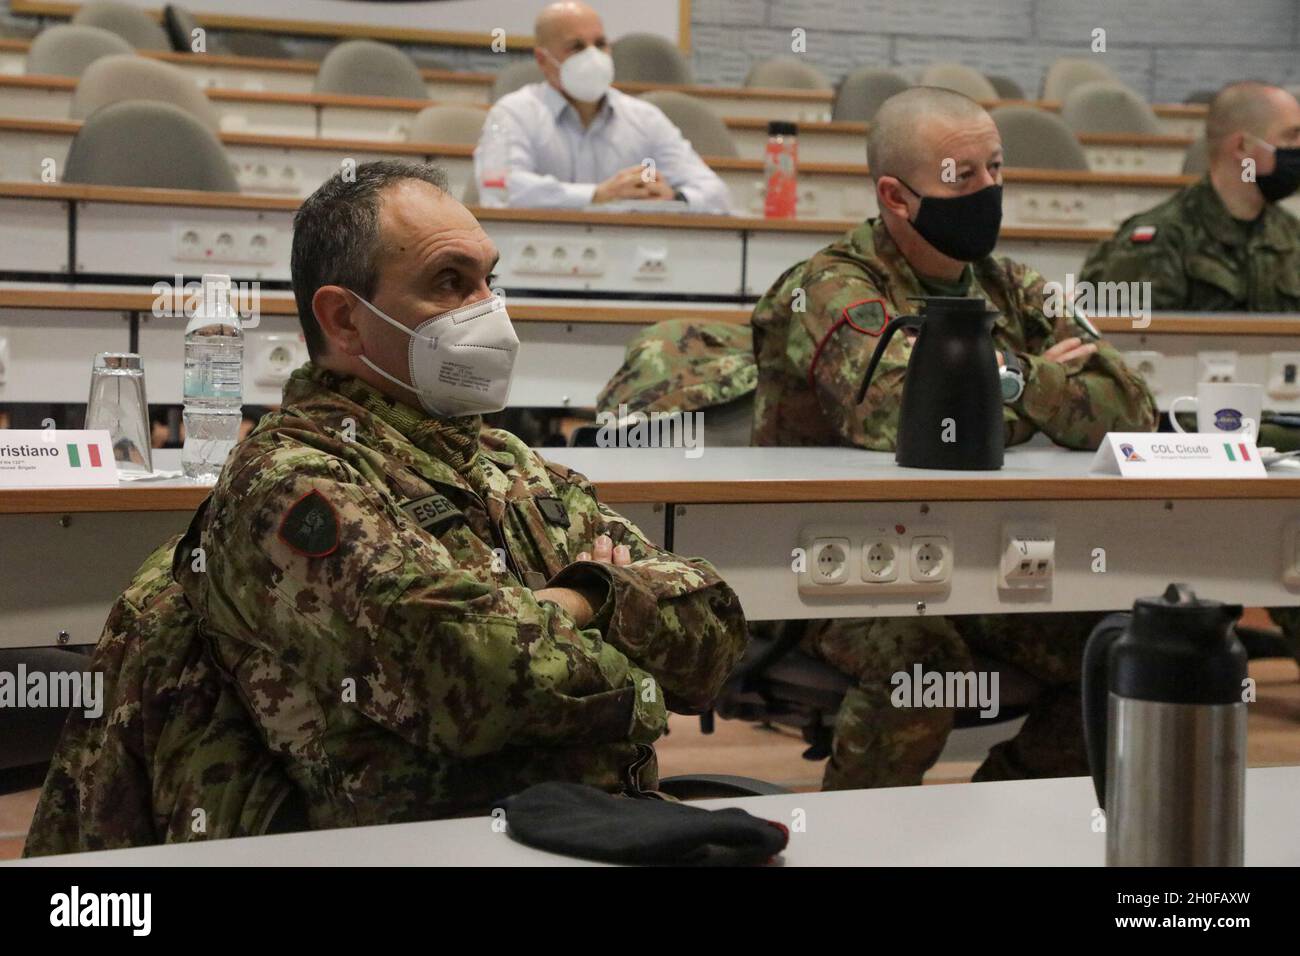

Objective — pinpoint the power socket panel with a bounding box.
[799,524,952,597]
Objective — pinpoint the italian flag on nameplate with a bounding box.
[65,442,104,468]
[1223,443,1253,462]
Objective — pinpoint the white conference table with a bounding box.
[4,441,1300,648]
[10,766,1299,866]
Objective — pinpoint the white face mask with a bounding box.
[351,292,519,418]
[553,45,614,103]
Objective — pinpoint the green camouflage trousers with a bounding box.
[771,611,1106,791]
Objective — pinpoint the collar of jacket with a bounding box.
[282,363,484,475]
[863,217,1007,312]
[1192,175,1298,251]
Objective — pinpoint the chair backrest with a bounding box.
[162,4,201,54]
[987,74,1026,100]
[990,105,1089,170]
[611,33,692,85]
[71,54,221,132]
[1060,80,1161,135]
[919,62,997,101]
[491,58,544,103]
[1182,135,1209,174]
[313,39,428,99]
[71,0,171,51]
[832,66,910,122]
[640,90,738,157]
[63,100,239,191]
[408,104,487,144]
[1042,56,1121,101]
[744,56,831,91]
[25,24,131,78]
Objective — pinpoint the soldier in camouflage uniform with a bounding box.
[751,88,1158,790]
[1081,81,1300,657]
[1081,83,1300,312]
[25,161,747,853]
[596,318,755,415]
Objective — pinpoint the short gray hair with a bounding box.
[1206,81,1287,158]
[290,160,448,359]
[867,86,989,181]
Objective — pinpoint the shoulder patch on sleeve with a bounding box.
[278,489,340,558]
[842,299,887,335]
[1130,225,1157,243]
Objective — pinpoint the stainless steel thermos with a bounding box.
[1082,583,1248,866]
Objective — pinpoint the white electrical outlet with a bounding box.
[1018,190,1089,225]
[862,535,900,583]
[634,246,668,280]
[910,536,951,583]
[250,334,307,388]
[1124,350,1166,396]
[1000,528,1055,591]
[811,538,850,585]
[1266,352,1300,401]
[799,525,951,596]
[1198,351,1238,384]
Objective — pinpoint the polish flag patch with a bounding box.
[1129,225,1157,243]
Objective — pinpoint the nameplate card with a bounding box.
[0,430,118,487]
[1090,433,1266,478]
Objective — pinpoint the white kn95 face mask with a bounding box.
[556,45,614,103]
[351,291,519,418]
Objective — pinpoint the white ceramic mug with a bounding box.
[1169,382,1262,437]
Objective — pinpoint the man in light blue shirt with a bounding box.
[473,1,732,213]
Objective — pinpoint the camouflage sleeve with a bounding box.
[542,462,749,712]
[1079,229,1190,310]
[790,265,907,450]
[1014,269,1159,449]
[207,450,668,761]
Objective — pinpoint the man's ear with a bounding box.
[876,177,912,219]
[312,286,364,356]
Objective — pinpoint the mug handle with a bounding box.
[1169,395,1197,433]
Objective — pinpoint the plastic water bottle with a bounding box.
[763,120,799,219]
[182,274,243,482]
[477,119,510,207]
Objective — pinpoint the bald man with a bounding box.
[1081,82,1300,309]
[749,87,1156,791]
[472,2,730,212]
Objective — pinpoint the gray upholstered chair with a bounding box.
[1042,56,1121,102]
[25,24,132,77]
[1182,135,1209,175]
[919,62,998,101]
[744,55,831,90]
[70,53,221,132]
[611,33,692,85]
[313,39,428,100]
[491,58,544,102]
[71,0,171,51]
[408,104,487,144]
[1060,81,1161,135]
[832,66,910,121]
[641,90,738,157]
[991,105,1089,170]
[71,54,221,131]
[64,100,239,191]
[988,74,1026,100]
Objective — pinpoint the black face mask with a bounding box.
[896,180,1003,261]
[1257,145,1300,203]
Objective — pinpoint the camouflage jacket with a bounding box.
[751,218,1158,450]
[1080,176,1300,310]
[25,534,294,857]
[596,318,756,415]
[177,363,747,831]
